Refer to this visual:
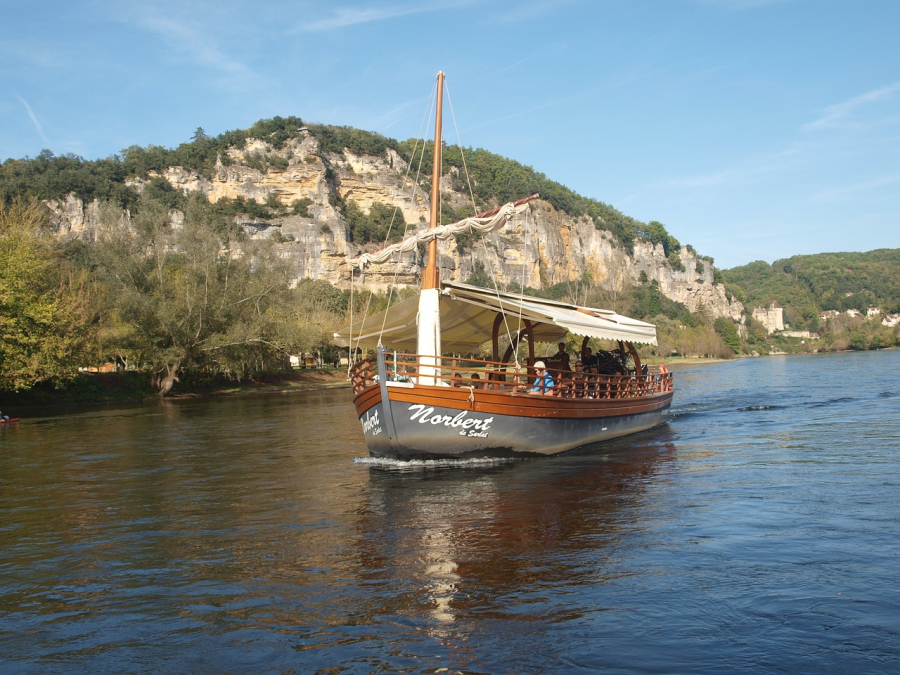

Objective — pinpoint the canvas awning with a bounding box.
[333,281,658,350]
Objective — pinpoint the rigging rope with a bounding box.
[349,78,437,359]
[376,79,436,343]
[347,74,539,372]
[446,84,522,366]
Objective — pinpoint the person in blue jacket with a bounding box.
[529,361,554,395]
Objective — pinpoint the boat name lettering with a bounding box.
[361,409,382,436]
[407,405,493,433]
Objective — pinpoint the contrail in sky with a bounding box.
[16,94,51,146]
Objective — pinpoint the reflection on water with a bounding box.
[361,439,673,617]
[2,350,900,673]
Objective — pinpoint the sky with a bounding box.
[2,0,898,269]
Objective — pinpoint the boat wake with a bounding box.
[669,399,734,419]
[354,456,518,469]
[806,396,857,408]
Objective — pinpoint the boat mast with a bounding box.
[423,71,443,291]
[416,71,444,385]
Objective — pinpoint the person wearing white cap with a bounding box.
[529,361,554,395]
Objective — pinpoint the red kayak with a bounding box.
[0,418,19,425]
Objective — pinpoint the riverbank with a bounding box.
[0,356,748,413]
[0,370,351,413]
[4,348,880,414]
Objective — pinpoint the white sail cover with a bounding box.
[334,281,658,350]
[348,197,536,269]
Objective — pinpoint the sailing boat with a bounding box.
[334,72,673,459]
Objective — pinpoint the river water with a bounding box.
[1,350,899,674]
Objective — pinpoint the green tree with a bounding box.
[96,193,295,395]
[667,250,686,272]
[0,200,97,390]
[285,279,350,356]
[345,200,405,244]
[645,221,680,255]
[465,260,491,288]
[291,198,312,217]
[714,317,741,353]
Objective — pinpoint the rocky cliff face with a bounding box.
[44,132,743,321]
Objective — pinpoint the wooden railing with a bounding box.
[351,353,673,398]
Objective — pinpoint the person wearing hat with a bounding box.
[529,361,554,395]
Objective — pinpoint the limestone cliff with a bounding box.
[44,132,743,321]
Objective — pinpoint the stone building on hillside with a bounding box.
[752,301,784,334]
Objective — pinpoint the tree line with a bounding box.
[1,117,687,257]
[12,115,894,396]
[718,250,900,328]
[0,195,394,396]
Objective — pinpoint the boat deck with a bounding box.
[351,352,672,400]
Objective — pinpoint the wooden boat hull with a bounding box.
[354,380,672,459]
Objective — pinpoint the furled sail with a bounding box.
[348,195,538,270]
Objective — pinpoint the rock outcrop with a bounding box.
[44,133,744,321]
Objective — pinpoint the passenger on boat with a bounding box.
[570,361,587,398]
[529,361,554,395]
[582,347,599,370]
[452,373,463,387]
[470,372,486,389]
[584,362,601,398]
[657,364,671,391]
[554,343,570,371]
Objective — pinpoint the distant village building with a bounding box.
[303,353,318,368]
[752,301,784,334]
[780,330,818,339]
[819,307,895,326]
[78,362,118,373]
[289,353,321,369]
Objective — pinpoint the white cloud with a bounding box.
[15,94,50,146]
[665,144,803,188]
[460,100,562,134]
[810,172,900,203]
[691,0,795,9]
[490,0,583,23]
[295,0,478,31]
[804,82,900,132]
[122,7,258,84]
